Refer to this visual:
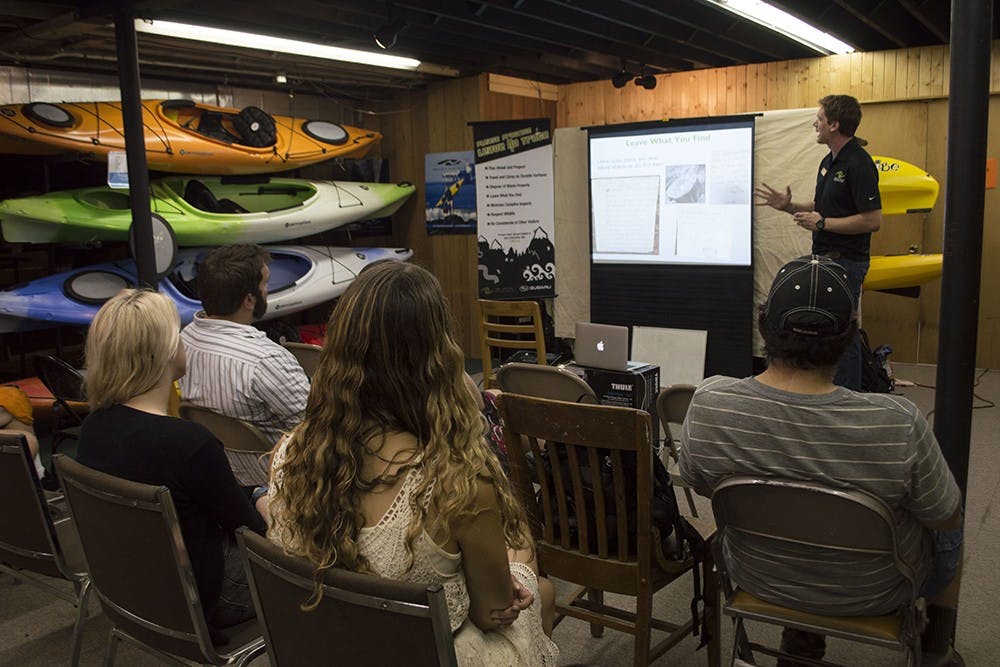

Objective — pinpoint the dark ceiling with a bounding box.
[0,1,983,103]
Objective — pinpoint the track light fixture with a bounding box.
[610,62,656,90]
[374,17,407,49]
[611,66,631,89]
[635,68,657,90]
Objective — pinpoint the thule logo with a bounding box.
[611,383,631,391]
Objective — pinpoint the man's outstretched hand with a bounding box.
[754,183,792,212]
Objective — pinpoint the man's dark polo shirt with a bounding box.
[812,137,881,262]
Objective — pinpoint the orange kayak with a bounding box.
[0,99,381,174]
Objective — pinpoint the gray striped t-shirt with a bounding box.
[679,375,960,616]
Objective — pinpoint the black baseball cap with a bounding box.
[762,255,856,337]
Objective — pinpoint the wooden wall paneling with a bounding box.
[716,66,731,114]
[855,101,929,362]
[766,61,791,110]
[557,81,611,127]
[942,47,950,96]
[744,65,764,115]
[829,53,850,93]
[378,93,429,261]
[894,49,910,99]
[879,51,896,102]
[975,96,1000,367]
[861,51,876,102]
[918,46,942,98]
[849,52,863,98]
[422,77,481,354]
[919,99,949,363]
[991,43,1000,92]
[605,88,626,125]
[656,72,675,121]
[787,58,807,108]
[906,48,922,98]
[631,77,658,121]
[726,65,740,113]
[734,65,748,112]
[693,69,709,117]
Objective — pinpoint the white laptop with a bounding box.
[574,322,645,372]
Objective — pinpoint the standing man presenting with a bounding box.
[755,94,882,390]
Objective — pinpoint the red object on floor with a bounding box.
[4,376,54,401]
[3,376,88,430]
[298,323,327,346]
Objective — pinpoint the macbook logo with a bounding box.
[596,340,605,352]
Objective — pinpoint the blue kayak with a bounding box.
[0,245,412,332]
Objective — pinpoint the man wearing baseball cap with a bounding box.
[680,255,964,666]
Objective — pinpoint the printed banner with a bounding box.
[425,151,476,234]
[473,118,555,299]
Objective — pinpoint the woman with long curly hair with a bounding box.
[267,261,558,665]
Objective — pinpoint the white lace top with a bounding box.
[267,438,559,666]
[357,469,471,631]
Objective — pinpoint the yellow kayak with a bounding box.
[873,156,939,215]
[864,253,942,291]
[0,99,381,174]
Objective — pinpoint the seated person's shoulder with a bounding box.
[850,390,922,419]
[693,375,744,397]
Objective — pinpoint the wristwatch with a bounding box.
[816,217,826,231]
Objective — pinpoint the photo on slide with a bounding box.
[665,164,706,203]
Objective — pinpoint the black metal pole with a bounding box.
[933,0,992,500]
[114,12,157,288]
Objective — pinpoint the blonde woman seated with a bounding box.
[76,289,269,629]
[267,262,558,666]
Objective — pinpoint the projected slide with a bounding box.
[589,120,753,266]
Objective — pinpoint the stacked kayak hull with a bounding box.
[0,99,381,174]
[0,177,415,246]
[873,156,940,215]
[0,245,412,333]
[864,253,943,291]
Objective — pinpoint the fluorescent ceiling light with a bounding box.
[135,18,422,71]
[707,0,855,55]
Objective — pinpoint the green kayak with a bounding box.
[0,176,415,246]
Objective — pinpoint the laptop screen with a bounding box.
[574,322,629,371]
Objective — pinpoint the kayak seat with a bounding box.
[195,112,238,144]
[169,269,199,300]
[217,198,248,214]
[183,179,248,214]
[233,106,278,148]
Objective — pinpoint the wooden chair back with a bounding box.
[499,393,702,665]
[500,394,651,590]
[238,528,457,666]
[477,299,546,389]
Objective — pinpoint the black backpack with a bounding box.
[859,329,894,393]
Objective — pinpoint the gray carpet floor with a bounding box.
[2,363,997,666]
